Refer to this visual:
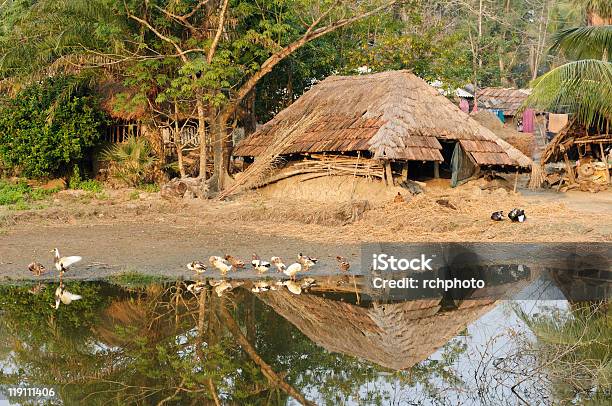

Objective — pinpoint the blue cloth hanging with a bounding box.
[488,109,505,123]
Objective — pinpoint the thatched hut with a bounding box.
[233,71,531,188]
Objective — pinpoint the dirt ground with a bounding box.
[1,177,610,281]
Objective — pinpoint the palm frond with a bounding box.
[575,0,612,19]
[526,59,612,127]
[550,26,612,60]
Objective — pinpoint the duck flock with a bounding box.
[26,249,353,309]
[24,208,526,309]
[490,208,527,222]
[186,253,351,296]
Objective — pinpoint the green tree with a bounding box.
[525,1,611,127]
[0,76,106,178]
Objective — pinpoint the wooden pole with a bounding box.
[433,161,440,178]
[401,162,409,181]
[513,168,519,193]
[600,142,610,184]
[563,151,576,184]
[384,161,393,187]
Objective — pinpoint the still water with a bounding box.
[0,273,609,405]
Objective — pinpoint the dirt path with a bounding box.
[1,186,610,281]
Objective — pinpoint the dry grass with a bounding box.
[1,180,609,244]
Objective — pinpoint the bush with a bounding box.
[138,183,160,193]
[0,180,57,206]
[102,136,157,186]
[0,76,107,178]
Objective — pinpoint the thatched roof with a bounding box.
[476,87,531,116]
[97,81,148,121]
[234,71,531,168]
[258,291,495,370]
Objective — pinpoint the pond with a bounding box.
[0,272,609,405]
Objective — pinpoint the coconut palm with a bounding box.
[525,4,611,128]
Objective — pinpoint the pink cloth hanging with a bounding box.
[459,98,469,113]
[522,108,535,133]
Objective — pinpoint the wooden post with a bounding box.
[384,161,393,187]
[563,151,576,184]
[600,142,610,184]
[433,161,440,178]
[513,168,519,193]
[401,162,409,181]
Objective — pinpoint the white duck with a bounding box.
[251,253,271,273]
[209,256,232,275]
[283,280,302,295]
[284,262,302,281]
[270,256,286,273]
[54,284,82,309]
[52,248,82,274]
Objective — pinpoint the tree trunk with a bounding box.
[196,96,208,179]
[174,101,186,178]
[209,114,232,192]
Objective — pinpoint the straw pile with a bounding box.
[218,113,323,199]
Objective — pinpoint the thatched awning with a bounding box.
[234,71,531,168]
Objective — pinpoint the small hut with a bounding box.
[233,71,531,188]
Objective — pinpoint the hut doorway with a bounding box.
[450,142,477,187]
[439,141,457,178]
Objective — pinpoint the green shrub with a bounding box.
[75,179,103,193]
[102,136,157,186]
[0,181,29,205]
[137,183,160,193]
[0,76,107,178]
[0,180,57,206]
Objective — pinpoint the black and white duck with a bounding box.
[186,281,207,294]
[54,284,82,309]
[187,261,207,274]
[251,254,271,274]
[491,211,504,221]
[298,253,318,270]
[51,248,82,274]
[508,208,527,223]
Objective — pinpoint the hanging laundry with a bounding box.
[489,109,505,123]
[522,108,535,133]
[548,113,569,133]
[459,98,470,113]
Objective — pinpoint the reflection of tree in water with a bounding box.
[0,282,470,405]
[514,301,611,405]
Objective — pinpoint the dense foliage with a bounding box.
[0,77,106,178]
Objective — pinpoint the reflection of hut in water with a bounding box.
[258,291,496,370]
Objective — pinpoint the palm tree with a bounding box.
[525,2,611,128]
